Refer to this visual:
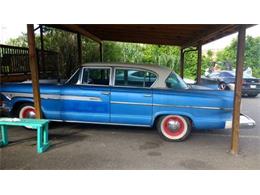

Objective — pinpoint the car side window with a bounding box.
[115,69,157,88]
[82,68,110,85]
[66,69,80,85]
[166,72,188,89]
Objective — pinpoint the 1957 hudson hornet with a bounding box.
[0,63,256,141]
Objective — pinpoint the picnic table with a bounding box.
[0,118,50,153]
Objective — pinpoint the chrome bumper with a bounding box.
[225,113,256,129]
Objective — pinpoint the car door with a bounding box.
[110,68,157,126]
[61,67,111,123]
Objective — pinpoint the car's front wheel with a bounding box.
[18,103,36,119]
[15,103,37,129]
[157,115,191,141]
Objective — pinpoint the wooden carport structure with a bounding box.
[26,24,254,155]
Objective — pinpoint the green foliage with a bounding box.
[6,33,28,47]
[103,42,181,73]
[5,29,260,79]
[216,36,260,77]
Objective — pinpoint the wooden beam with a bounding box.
[196,45,202,84]
[180,48,184,78]
[63,24,102,43]
[230,25,246,155]
[182,25,238,48]
[99,42,103,62]
[27,24,42,119]
[40,25,45,75]
[77,33,82,65]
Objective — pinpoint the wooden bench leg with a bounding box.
[0,125,8,147]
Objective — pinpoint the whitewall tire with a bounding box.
[157,115,191,141]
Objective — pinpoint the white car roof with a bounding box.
[81,63,172,88]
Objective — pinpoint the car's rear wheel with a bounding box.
[157,115,191,141]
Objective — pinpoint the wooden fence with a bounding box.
[0,44,59,82]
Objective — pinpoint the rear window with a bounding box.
[115,69,157,88]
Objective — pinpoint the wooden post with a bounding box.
[27,24,42,119]
[180,48,184,78]
[39,25,45,75]
[100,42,103,62]
[231,26,246,155]
[77,33,82,65]
[197,44,202,84]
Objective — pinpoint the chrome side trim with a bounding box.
[3,92,232,110]
[2,92,102,102]
[153,103,233,111]
[111,100,232,111]
[61,95,102,102]
[111,101,153,106]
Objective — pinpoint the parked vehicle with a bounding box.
[0,63,256,141]
[201,71,260,97]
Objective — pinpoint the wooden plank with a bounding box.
[197,45,202,83]
[182,25,238,48]
[230,25,246,155]
[64,24,101,43]
[27,24,42,119]
[77,33,82,65]
[180,48,184,78]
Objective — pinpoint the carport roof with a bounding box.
[46,24,254,47]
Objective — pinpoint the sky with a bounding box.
[1,24,260,51]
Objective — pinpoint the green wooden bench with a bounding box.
[0,118,50,154]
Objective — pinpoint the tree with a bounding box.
[216,36,260,77]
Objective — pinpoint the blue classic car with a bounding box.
[0,63,256,141]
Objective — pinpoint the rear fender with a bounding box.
[152,111,194,126]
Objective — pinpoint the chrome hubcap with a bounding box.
[167,120,180,131]
[25,111,35,118]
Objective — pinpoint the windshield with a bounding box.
[166,72,189,89]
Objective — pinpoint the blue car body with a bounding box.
[1,63,235,131]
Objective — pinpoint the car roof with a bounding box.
[82,62,171,74]
[81,63,172,88]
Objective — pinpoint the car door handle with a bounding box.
[144,94,152,97]
[101,91,110,95]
